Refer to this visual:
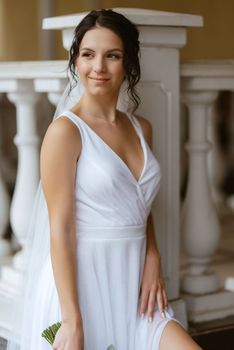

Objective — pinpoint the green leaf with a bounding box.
[42,322,115,350]
[41,322,62,345]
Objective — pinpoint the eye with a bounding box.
[81,52,93,58]
[107,53,122,60]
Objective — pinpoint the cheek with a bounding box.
[76,60,89,75]
[117,68,125,82]
[113,64,125,79]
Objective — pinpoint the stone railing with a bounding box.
[0,60,67,339]
[180,60,234,322]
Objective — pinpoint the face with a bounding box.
[75,27,125,97]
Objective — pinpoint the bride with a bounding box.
[8,8,202,350]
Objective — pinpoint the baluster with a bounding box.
[7,80,40,271]
[181,91,221,295]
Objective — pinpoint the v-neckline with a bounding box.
[68,110,147,185]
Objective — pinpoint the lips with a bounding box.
[89,77,110,82]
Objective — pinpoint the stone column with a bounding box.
[178,61,234,322]
[181,90,234,322]
[0,61,68,340]
[7,80,40,271]
[181,91,220,294]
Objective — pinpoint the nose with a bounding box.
[93,55,106,73]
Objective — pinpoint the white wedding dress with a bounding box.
[29,110,179,350]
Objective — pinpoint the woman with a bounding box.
[14,9,202,350]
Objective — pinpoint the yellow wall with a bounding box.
[1,0,39,61]
[1,0,234,61]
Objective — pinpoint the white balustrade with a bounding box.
[181,61,234,322]
[0,62,67,278]
[7,82,40,270]
[34,77,68,107]
[181,91,220,293]
[0,61,67,339]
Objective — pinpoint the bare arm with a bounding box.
[40,117,84,348]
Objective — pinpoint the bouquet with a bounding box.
[41,322,115,349]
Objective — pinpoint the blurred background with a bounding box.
[1,0,234,61]
[0,1,234,350]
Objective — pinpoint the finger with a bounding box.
[156,287,164,315]
[147,288,156,321]
[162,288,168,309]
[139,288,149,317]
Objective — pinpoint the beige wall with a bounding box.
[1,0,234,61]
[0,0,39,61]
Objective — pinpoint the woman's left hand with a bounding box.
[138,250,168,322]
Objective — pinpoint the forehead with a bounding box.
[79,27,123,50]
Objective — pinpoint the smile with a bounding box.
[89,77,110,82]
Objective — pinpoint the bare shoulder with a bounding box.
[40,116,82,220]
[41,116,81,158]
[134,114,152,148]
[43,116,81,143]
[40,116,82,180]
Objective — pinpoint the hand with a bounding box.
[139,251,168,322]
[52,319,84,350]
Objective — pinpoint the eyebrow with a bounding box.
[80,48,123,53]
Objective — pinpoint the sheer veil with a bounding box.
[5,80,84,350]
[6,74,131,350]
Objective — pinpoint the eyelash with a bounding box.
[81,53,93,58]
[81,53,121,60]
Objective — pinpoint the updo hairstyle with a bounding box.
[68,9,141,112]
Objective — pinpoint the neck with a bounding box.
[74,91,120,123]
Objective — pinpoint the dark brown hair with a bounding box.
[68,9,141,112]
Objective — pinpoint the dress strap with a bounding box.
[55,110,85,144]
[127,113,145,139]
[55,110,81,128]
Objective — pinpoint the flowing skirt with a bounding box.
[29,225,177,350]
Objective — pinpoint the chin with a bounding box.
[90,89,108,96]
[89,87,113,96]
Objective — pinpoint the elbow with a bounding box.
[49,217,76,240]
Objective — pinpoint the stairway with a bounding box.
[191,316,234,350]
